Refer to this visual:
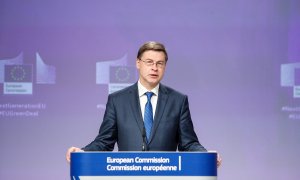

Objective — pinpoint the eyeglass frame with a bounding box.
[138,58,167,68]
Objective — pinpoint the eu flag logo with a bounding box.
[5,65,33,82]
[3,65,33,94]
[109,66,136,84]
[108,66,137,94]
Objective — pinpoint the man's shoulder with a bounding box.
[109,83,137,98]
[160,84,187,98]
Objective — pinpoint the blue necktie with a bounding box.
[144,92,154,143]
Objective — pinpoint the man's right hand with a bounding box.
[66,147,84,163]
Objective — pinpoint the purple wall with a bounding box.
[0,0,299,179]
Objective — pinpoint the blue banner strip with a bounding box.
[71,152,217,177]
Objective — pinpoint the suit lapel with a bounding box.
[149,84,169,143]
[128,83,144,136]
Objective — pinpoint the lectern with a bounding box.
[71,152,217,180]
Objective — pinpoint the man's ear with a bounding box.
[136,58,140,69]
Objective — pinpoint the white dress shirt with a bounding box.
[138,81,159,120]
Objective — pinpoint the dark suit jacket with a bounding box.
[83,83,206,152]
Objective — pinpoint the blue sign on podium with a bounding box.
[71,152,217,180]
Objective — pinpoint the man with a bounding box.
[66,41,221,166]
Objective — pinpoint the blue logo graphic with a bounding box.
[5,65,33,82]
[281,62,300,98]
[96,54,137,94]
[4,65,33,95]
[0,52,56,95]
[110,66,136,84]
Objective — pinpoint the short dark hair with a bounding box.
[137,41,168,61]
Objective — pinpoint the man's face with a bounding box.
[136,50,166,90]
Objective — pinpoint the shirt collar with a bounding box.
[138,81,159,97]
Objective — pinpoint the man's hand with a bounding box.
[66,147,84,163]
[217,153,222,168]
[208,151,222,168]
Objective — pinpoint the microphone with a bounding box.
[142,126,148,151]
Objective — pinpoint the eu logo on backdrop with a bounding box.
[108,66,137,94]
[5,65,33,82]
[96,54,137,95]
[4,65,33,94]
[0,52,56,95]
[110,66,136,84]
[281,63,300,98]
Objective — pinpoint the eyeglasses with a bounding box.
[138,59,166,68]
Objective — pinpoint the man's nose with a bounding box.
[151,63,158,70]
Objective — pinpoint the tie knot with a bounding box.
[145,92,154,101]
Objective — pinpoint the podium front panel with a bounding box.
[71,152,217,180]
